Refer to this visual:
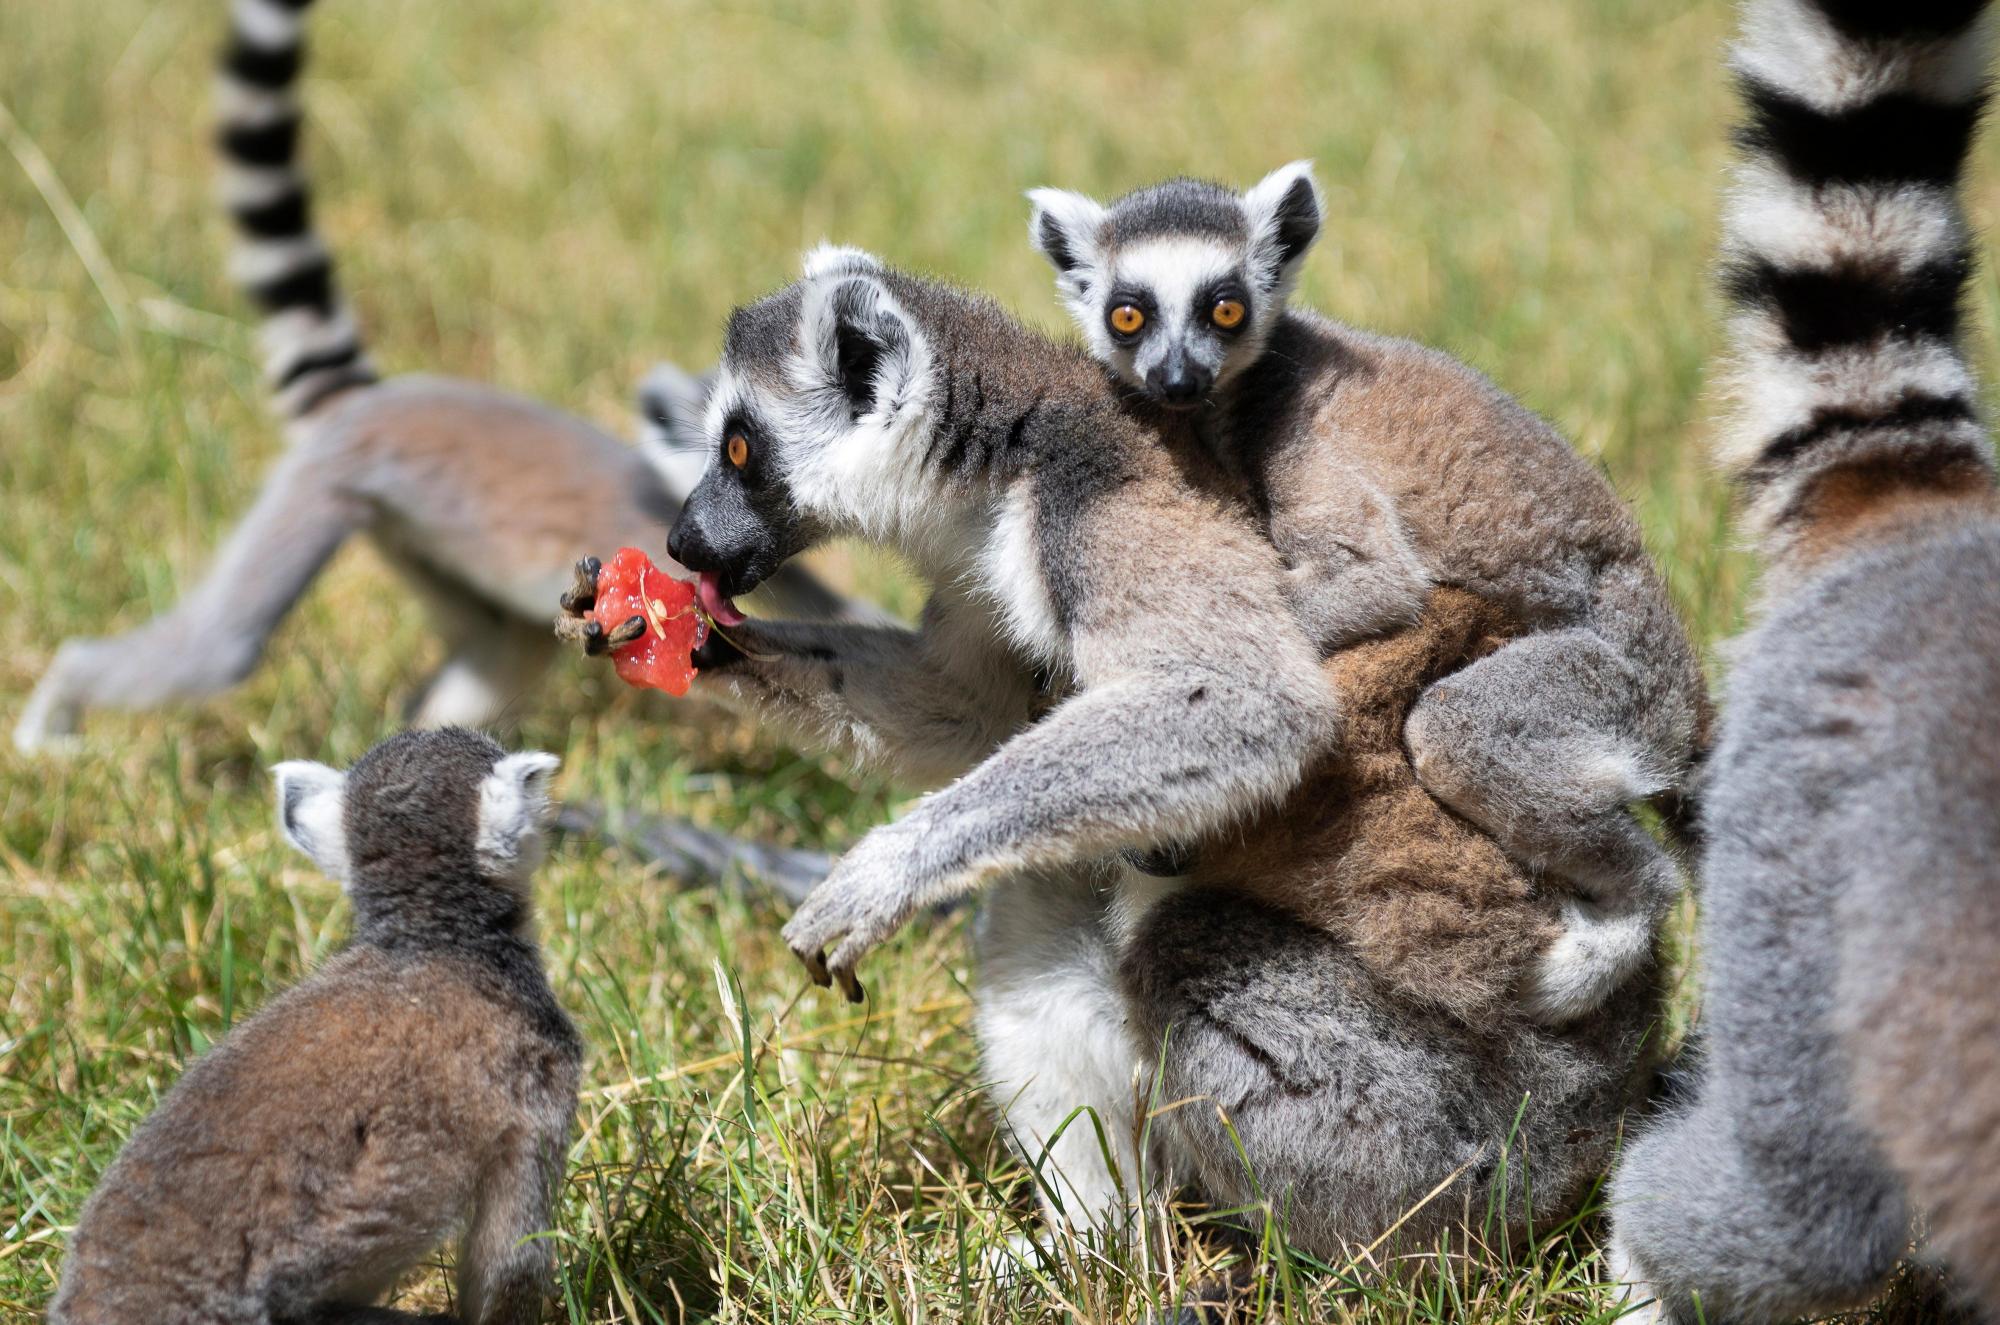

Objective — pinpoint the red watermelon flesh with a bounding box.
[590,546,708,695]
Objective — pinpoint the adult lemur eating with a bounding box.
[561,247,1655,1255]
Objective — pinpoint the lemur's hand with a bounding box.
[781,824,930,1002]
[552,556,645,658]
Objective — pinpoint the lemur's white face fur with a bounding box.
[1029,161,1322,407]
[668,246,963,621]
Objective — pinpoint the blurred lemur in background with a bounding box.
[571,246,1657,1265]
[1025,162,1709,1026]
[13,0,851,753]
[1611,1,2000,1319]
[50,728,579,1325]
[13,0,854,900]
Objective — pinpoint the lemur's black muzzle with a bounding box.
[667,466,806,604]
[1147,352,1212,406]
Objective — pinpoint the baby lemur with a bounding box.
[1612,2,2000,1320]
[563,248,1653,1252]
[49,728,580,1325]
[12,0,845,755]
[1029,164,1709,1023]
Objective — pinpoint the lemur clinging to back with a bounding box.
[12,0,848,755]
[1027,162,1710,1023]
[560,247,1655,1254]
[1611,3,2000,1320]
[49,728,580,1325]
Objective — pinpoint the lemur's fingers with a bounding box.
[795,944,833,988]
[834,965,865,1004]
[558,556,602,616]
[605,614,646,649]
[552,614,597,645]
[827,937,871,1003]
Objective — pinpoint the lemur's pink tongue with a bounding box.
[697,572,747,627]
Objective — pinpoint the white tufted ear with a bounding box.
[1241,160,1323,293]
[1026,187,1111,301]
[475,750,560,880]
[272,760,350,882]
[635,360,716,499]
[799,272,925,419]
[801,243,886,282]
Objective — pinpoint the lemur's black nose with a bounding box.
[1150,367,1209,403]
[666,516,697,568]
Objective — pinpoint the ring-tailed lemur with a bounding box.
[560,248,1656,1253]
[49,728,580,1325]
[1027,163,1709,1024]
[1610,4,2000,1320]
[11,0,847,755]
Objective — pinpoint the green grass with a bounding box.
[7,2,2000,1320]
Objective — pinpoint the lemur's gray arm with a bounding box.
[1270,462,1431,653]
[779,502,1339,999]
[557,564,1035,789]
[694,591,1040,788]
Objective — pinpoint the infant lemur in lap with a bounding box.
[1030,164,1707,1022]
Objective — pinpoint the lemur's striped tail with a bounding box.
[1721,1,1996,554]
[216,0,377,421]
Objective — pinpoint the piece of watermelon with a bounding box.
[590,547,708,695]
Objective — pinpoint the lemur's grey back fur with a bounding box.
[217,0,378,421]
[1029,163,1709,1025]
[605,246,1658,1266]
[1609,4,2000,1320]
[49,729,581,1325]
[12,0,852,769]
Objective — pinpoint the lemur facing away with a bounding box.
[48,729,580,1325]
[561,248,1655,1255]
[1611,3,2000,1320]
[1027,163,1709,1024]
[11,0,846,755]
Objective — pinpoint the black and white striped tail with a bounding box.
[217,0,376,421]
[1720,0,1995,542]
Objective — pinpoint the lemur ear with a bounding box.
[1242,160,1323,290]
[272,760,350,882]
[475,750,561,880]
[1026,188,1109,287]
[635,361,716,499]
[802,273,920,419]
[801,243,886,281]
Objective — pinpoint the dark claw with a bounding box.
[559,556,602,615]
[797,947,832,988]
[606,614,646,648]
[581,621,609,656]
[836,968,865,1003]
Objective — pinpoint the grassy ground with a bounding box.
[6,2,1999,1321]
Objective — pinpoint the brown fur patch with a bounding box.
[1787,455,2000,572]
[1184,588,1561,1023]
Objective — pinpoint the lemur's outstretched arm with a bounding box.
[559,565,1038,788]
[778,483,1336,999]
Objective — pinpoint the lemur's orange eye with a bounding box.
[1109,304,1146,336]
[727,434,750,468]
[1211,298,1246,330]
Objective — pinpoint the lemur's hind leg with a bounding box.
[455,1127,564,1325]
[1123,889,1647,1263]
[976,870,1147,1242]
[1608,1091,1907,1324]
[14,446,368,753]
[1404,627,1686,1023]
[394,560,554,731]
